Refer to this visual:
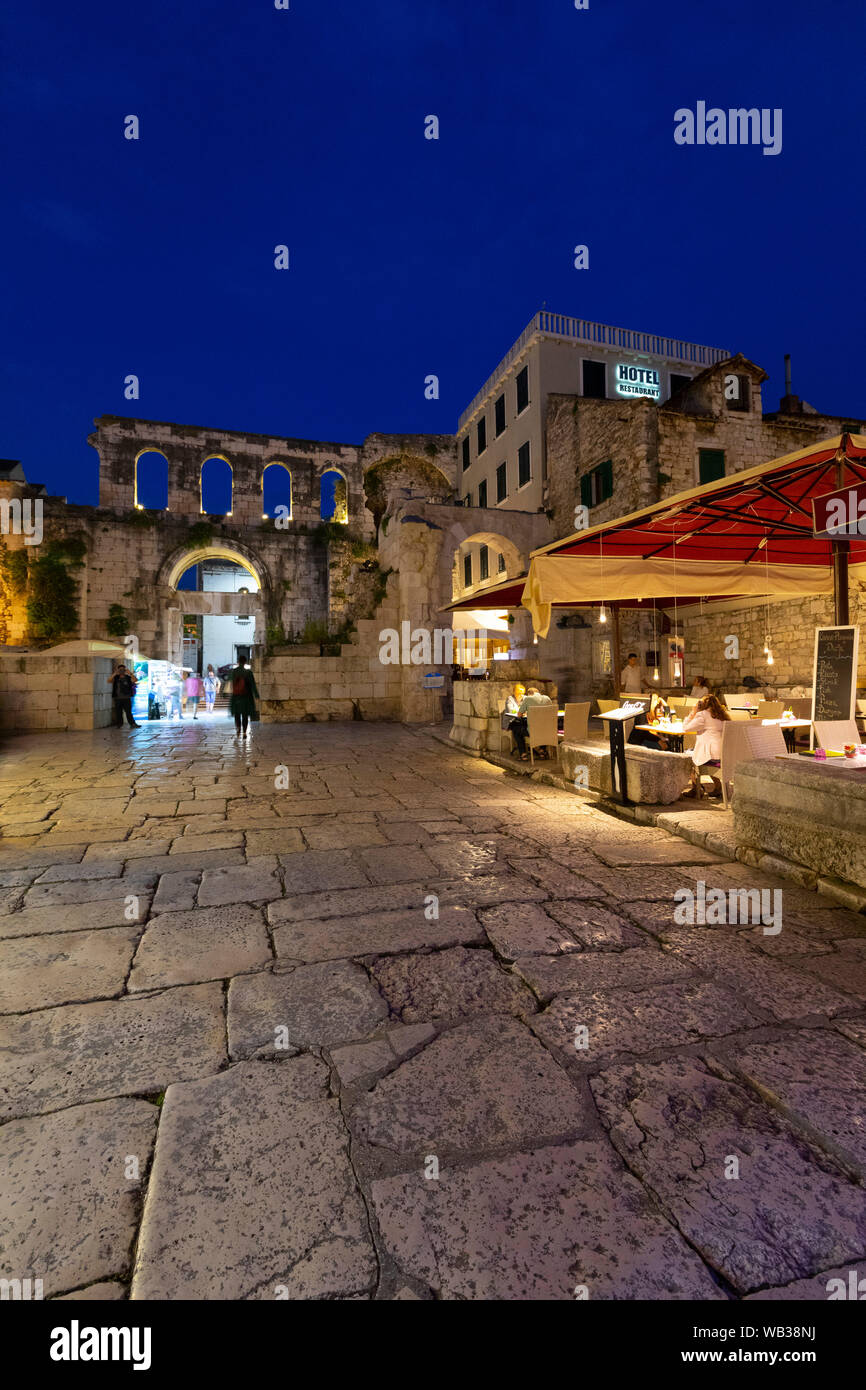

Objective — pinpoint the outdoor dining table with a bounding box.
[634,721,687,753]
[776,751,866,769]
[761,717,812,753]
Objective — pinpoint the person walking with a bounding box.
[203,665,220,714]
[107,662,140,728]
[185,671,204,719]
[165,667,183,720]
[228,659,259,737]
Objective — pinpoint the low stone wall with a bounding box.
[734,758,866,889]
[258,646,404,722]
[560,738,694,804]
[450,674,556,754]
[0,653,116,732]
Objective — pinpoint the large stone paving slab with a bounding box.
[131,1059,376,1300]
[590,1056,866,1295]
[228,961,389,1056]
[128,905,272,990]
[371,1140,724,1300]
[196,862,283,907]
[350,1014,589,1160]
[479,902,579,959]
[721,1030,866,1179]
[514,946,697,1005]
[0,1098,158,1297]
[532,979,762,1073]
[278,849,371,894]
[0,927,140,1013]
[745,1263,866,1300]
[785,940,866,1004]
[662,929,858,1021]
[271,905,483,962]
[20,872,156,909]
[0,895,154,939]
[576,864,701,901]
[369,946,537,1024]
[0,982,226,1119]
[543,900,648,951]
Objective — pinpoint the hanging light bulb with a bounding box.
[766,650,774,666]
[599,603,607,624]
[652,666,660,682]
[763,637,769,654]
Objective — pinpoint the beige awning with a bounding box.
[524,556,838,639]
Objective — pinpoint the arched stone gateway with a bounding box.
[157,542,272,667]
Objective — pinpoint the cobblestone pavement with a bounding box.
[2,719,866,1301]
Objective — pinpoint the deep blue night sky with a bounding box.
[2,0,864,505]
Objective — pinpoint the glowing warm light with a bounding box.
[599,604,607,624]
[653,668,660,681]
[767,651,774,666]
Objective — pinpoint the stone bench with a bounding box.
[560,739,695,805]
[734,757,866,889]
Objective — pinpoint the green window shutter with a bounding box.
[601,459,613,501]
[580,474,591,508]
[699,449,725,484]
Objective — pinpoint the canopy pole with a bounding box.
[833,438,851,625]
[611,604,623,698]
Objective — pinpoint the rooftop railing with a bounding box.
[458,311,730,431]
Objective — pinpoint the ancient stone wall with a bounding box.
[681,590,866,694]
[544,394,658,536]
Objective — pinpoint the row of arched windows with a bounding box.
[133,451,349,521]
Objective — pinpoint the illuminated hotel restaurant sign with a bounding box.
[615,362,661,400]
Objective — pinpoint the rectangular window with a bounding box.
[463,553,472,587]
[725,375,750,412]
[582,359,606,399]
[579,459,614,509]
[494,393,506,436]
[516,366,530,414]
[669,373,691,398]
[477,416,487,455]
[461,437,470,471]
[496,461,507,503]
[479,545,489,581]
[698,449,726,484]
[517,441,531,488]
[497,551,506,572]
[477,478,488,508]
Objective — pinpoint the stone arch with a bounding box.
[159,540,272,595]
[262,460,292,519]
[444,525,524,603]
[363,454,454,529]
[200,456,233,516]
[134,448,169,510]
[320,466,348,522]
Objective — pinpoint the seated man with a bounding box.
[511,684,553,760]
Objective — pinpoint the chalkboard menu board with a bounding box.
[811,626,859,724]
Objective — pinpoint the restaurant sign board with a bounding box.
[810,625,858,736]
[615,363,661,400]
[812,480,866,539]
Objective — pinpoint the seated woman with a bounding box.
[504,683,527,759]
[690,675,710,699]
[682,694,730,797]
[628,693,670,750]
